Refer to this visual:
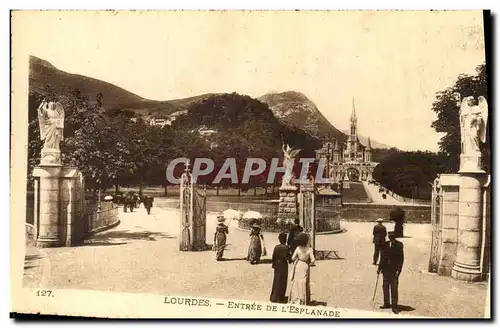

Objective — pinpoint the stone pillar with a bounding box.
[278,186,299,225]
[33,165,63,247]
[60,167,84,246]
[33,178,39,241]
[32,165,83,248]
[451,153,488,282]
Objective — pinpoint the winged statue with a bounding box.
[281,143,301,187]
[453,93,488,155]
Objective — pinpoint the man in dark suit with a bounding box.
[373,218,387,265]
[143,196,154,215]
[287,218,303,258]
[377,231,404,314]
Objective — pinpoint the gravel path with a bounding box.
[24,202,487,318]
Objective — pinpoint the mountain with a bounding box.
[30,56,144,107]
[29,56,216,116]
[258,90,393,150]
[259,91,347,143]
[29,56,393,150]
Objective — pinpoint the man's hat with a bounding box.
[388,231,396,236]
[376,218,384,223]
[217,215,226,223]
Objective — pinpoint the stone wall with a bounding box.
[481,181,491,279]
[342,203,431,223]
[85,201,120,235]
[59,170,85,246]
[277,186,299,224]
[156,199,432,223]
[431,173,491,280]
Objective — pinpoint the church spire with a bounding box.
[367,137,372,150]
[350,98,357,122]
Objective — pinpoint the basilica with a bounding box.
[315,100,378,182]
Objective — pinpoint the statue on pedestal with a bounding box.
[454,93,488,155]
[37,99,65,165]
[281,143,301,187]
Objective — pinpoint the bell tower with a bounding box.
[348,98,358,160]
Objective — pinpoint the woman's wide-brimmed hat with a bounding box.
[217,215,226,223]
[376,218,384,223]
[252,223,261,228]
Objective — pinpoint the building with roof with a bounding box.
[316,99,378,182]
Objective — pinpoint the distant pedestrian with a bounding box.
[378,231,404,314]
[123,194,135,213]
[270,232,291,303]
[390,208,405,238]
[373,218,387,265]
[288,232,316,306]
[247,223,264,264]
[143,196,154,215]
[287,218,303,257]
[213,215,229,261]
[133,192,141,208]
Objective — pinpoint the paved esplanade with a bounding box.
[24,199,486,318]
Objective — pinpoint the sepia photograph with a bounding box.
[10,9,491,319]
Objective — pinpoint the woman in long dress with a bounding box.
[247,224,264,264]
[288,232,316,305]
[214,216,229,261]
[270,232,291,303]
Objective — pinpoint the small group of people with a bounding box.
[270,228,316,305]
[372,218,405,314]
[213,216,268,264]
[212,216,316,306]
[113,191,154,215]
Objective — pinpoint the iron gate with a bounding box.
[299,183,316,251]
[428,177,443,273]
[179,168,207,251]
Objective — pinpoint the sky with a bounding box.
[13,10,486,151]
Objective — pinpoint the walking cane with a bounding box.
[372,272,380,302]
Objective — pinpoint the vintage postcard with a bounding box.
[10,10,491,319]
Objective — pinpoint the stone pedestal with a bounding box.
[32,165,84,248]
[451,164,487,282]
[33,165,62,247]
[278,186,299,225]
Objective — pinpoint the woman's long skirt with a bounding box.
[270,264,288,303]
[247,235,262,263]
[394,221,404,238]
[287,261,311,305]
[215,233,227,260]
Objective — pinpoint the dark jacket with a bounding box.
[143,196,154,207]
[287,224,303,247]
[373,224,387,244]
[272,244,291,269]
[378,240,404,275]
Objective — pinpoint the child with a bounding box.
[213,216,229,261]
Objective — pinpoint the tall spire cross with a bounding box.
[351,97,357,122]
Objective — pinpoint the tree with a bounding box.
[431,63,489,173]
[168,92,320,190]
[27,88,143,192]
[372,151,449,200]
